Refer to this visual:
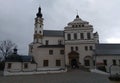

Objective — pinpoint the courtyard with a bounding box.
[0,69,118,83]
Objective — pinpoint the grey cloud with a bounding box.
[0,0,120,55]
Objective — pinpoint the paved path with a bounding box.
[0,71,3,76]
[0,70,115,83]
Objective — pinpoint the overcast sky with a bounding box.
[0,0,120,55]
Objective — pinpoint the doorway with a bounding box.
[71,59,79,69]
[68,51,79,69]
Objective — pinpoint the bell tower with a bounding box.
[34,7,43,44]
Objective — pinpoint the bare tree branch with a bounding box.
[0,40,16,60]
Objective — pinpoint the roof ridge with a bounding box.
[96,43,120,45]
[43,30,63,31]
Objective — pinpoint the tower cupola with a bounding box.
[33,7,44,44]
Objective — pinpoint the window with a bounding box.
[84,60,90,66]
[103,60,107,66]
[113,59,116,65]
[74,33,77,40]
[43,60,48,67]
[75,46,78,51]
[58,40,62,45]
[7,63,12,69]
[76,25,78,27]
[87,33,91,39]
[67,34,71,40]
[30,45,33,52]
[49,50,53,55]
[119,60,120,65]
[56,60,61,66]
[60,50,64,54]
[80,33,84,39]
[93,60,95,66]
[71,47,74,51]
[85,46,88,51]
[39,31,41,33]
[82,24,84,27]
[45,40,49,45]
[72,25,74,27]
[35,31,37,33]
[24,63,28,69]
[89,46,93,50]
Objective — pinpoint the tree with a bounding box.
[0,40,16,60]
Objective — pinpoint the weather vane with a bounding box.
[39,3,41,8]
[76,9,79,15]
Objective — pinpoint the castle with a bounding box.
[4,7,120,75]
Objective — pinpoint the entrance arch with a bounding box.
[68,51,79,68]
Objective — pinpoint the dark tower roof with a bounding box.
[76,15,79,18]
[36,7,42,18]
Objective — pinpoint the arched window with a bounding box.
[84,56,91,66]
[84,60,90,66]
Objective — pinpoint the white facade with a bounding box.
[29,8,99,72]
[4,7,120,76]
[95,54,120,74]
[29,7,120,74]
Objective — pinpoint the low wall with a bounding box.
[4,69,67,76]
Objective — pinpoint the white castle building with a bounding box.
[4,7,120,75]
